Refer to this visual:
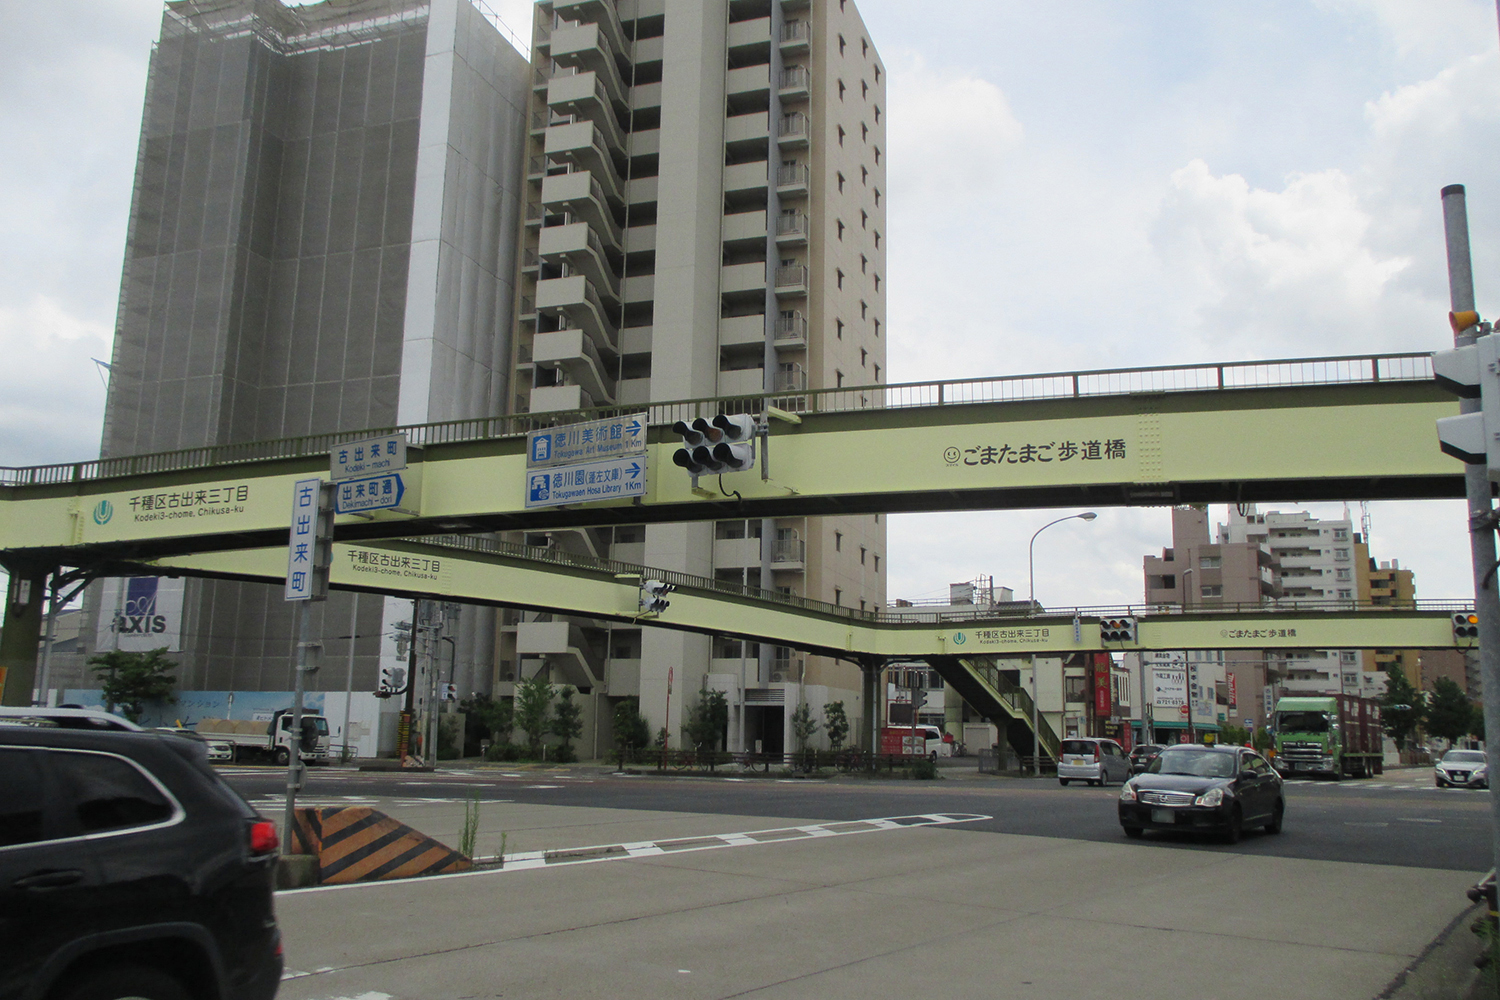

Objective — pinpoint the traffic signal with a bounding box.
[1100,617,1137,643]
[640,579,675,614]
[377,665,407,697]
[1433,319,1500,480]
[1453,611,1479,643]
[671,417,724,476]
[710,414,757,472]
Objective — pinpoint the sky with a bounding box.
[0,0,1497,610]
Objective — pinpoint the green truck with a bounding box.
[1272,694,1384,779]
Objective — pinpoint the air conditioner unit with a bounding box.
[770,670,787,683]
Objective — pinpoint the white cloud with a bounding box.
[0,297,110,467]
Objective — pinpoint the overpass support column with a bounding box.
[858,657,884,755]
[0,562,49,706]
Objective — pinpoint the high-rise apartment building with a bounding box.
[505,0,887,751]
[64,0,531,708]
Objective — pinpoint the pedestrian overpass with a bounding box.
[0,351,1471,755]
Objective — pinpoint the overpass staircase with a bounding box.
[926,655,1060,767]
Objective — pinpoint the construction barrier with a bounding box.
[289,806,472,885]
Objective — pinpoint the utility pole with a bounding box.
[1439,185,1500,926]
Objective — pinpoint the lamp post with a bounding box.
[1027,512,1098,776]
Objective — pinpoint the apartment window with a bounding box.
[874,513,879,523]
[873,230,881,249]
[1333,528,1349,540]
[1335,548,1351,561]
[874,553,881,572]
[874,65,882,83]
[874,187,881,205]
[858,546,866,565]
[860,300,867,318]
[861,165,868,185]
[873,318,880,337]
[835,588,843,605]
[861,80,869,99]
[838,79,846,101]
[839,0,845,10]
[837,220,845,240]
[873,146,881,164]
[836,172,845,193]
[836,370,844,387]
[835,531,842,551]
[835,319,844,339]
[838,34,846,56]
[836,269,844,289]
[859,254,867,273]
[859,347,867,366]
[873,363,880,381]
[838,126,846,146]
[1201,585,1223,598]
[862,37,868,57]
[1337,589,1353,600]
[874,274,881,292]
[1336,568,1352,581]
[861,123,868,142]
[874,105,881,124]
[860,210,868,229]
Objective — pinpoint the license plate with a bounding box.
[1151,808,1175,824]
[1070,758,1087,766]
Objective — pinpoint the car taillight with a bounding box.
[1093,747,1101,761]
[250,820,279,855]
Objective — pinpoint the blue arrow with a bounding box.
[626,461,642,479]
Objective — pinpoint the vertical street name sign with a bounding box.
[331,433,408,481]
[526,414,647,468]
[285,478,331,601]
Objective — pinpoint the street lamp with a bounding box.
[1027,512,1098,776]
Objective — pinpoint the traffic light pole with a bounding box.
[1441,185,1500,905]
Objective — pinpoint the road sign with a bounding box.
[525,457,646,508]
[286,478,331,601]
[332,434,407,481]
[527,414,646,468]
[334,473,406,514]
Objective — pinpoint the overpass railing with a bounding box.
[416,534,1467,627]
[0,352,1433,487]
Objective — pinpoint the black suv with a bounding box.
[0,709,282,1000]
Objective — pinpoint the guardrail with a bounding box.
[0,352,1435,487]
[616,746,930,774]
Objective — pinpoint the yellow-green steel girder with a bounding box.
[0,379,1466,566]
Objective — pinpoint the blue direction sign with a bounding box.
[525,457,646,509]
[527,413,646,468]
[335,473,406,514]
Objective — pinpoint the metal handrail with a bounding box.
[0,352,1436,487]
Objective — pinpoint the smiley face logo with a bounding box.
[943,447,960,465]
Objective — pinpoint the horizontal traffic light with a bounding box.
[672,413,759,476]
[1453,611,1479,642]
[1100,617,1137,643]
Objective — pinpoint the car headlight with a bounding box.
[1474,767,1488,778]
[1193,788,1225,807]
[1119,782,1138,802]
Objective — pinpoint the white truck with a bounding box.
[195,709,330,765]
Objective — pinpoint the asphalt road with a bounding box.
[223,761,1491,872]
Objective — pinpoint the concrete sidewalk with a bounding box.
[272,798,1482,1000]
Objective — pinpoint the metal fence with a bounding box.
[0,352,1434,488]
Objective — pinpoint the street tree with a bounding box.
[460,692,513,754]
[549,686,584,762]
[790,701,819,751]
[612,697,651,753]
[89,648,177,723]
[1426,677,1474,747]
[823,700,849,751]
[683,689,728,752]
[514,673,552,758]
[1380,664,1425,750]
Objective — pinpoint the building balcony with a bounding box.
[516,619,605,689]
[721,209,768,249]
[773,264,808,297]
[778,65,810,101]
[722,261,768,297]
[551,0,628,62]
[774,211,809,245]
[726,64,770,103]
[718,366,766,397]
[777,112,810,147]
[772,537,805,567]
[539,171,623,245]
[774,311,807,348]
[779,19,811,53]
[770,656,805,683]
[713,536,762,569]
[545,121,625,201]
[536,274,619,354]
[533,328,616,405]
[547,70,627,152]
[539,222,621,301]
[776,163,810,198]
[550,22,628,106]
[773,363,806,393]
[530,383,594,414]
[724,161,770,201]
[719,313,767,347]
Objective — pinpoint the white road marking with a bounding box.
[1396,817,1443,824]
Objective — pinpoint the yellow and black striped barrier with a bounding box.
[290,806,472,884]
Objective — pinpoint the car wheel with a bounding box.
[274,746,291,766]
[1265,799,1284,834]
[1122,826,1144,839]
[1058,778,1069,786]
[1222,806,1243,845]
[55,964,191,1000]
